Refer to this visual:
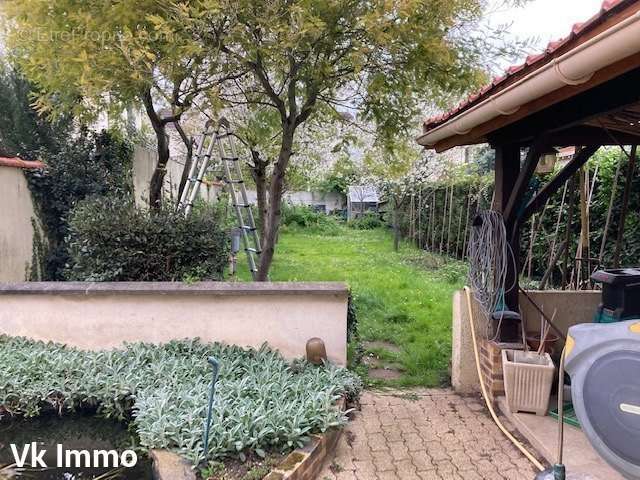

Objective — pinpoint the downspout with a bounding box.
[417,9,640,147]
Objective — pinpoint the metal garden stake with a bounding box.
[202,356,220,458]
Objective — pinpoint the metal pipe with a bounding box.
[557,347,566,467]
[202,356,220,458]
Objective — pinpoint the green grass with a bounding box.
[239,225,466,387]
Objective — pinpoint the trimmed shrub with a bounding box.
[26,130,134,279]
[64,198,229,281]
[347,212,383,230]
[281,203,342,234]
[282,203,324,227]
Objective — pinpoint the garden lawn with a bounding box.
[240,226,466,387]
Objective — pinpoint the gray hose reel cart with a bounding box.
[564,320,640,480]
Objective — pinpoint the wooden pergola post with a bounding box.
[494,144,521,311]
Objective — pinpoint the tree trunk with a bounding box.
[256,124,294,281]
[393,201,401,252]
[175,123,194,204]
[142,90,171,210]
[417,188,423,248]
[148,127,170,209]
[248,149,270,240]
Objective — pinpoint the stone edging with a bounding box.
[151,398,347,480]
[151,449,196,480]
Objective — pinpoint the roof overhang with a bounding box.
[417,0,640,152]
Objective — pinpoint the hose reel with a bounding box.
[564,320,640,480]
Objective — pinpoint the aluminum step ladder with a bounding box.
[178,119,262,280]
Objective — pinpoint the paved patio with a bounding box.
[318,389,539,480]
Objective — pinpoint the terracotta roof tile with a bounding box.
[423,0,631,132]
[0,157,46,169]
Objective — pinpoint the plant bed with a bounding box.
[164,398,350,480]
[0,336,361,475]
[199,451,286,480]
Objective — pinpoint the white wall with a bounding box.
[284,191,345,212]
[0,166,43,281]
[246,190,345,213]
[133,146,223,208]
[0,282,349,365]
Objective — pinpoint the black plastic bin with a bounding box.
[591,268,640,323]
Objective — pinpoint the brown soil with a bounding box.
[201,451,286,480]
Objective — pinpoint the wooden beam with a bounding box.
[494,144,521,213]
[494,144,521,311]
[433,53,640,152]
[503,139,547,225]
[542,125,640,147]
[521,145,599,221]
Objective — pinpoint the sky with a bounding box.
[489,0,606,66]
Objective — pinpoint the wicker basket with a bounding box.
[502,349,555,416]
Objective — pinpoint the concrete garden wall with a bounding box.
[0,282,349,365]
[451,289,601,394]
[0,163,43,282]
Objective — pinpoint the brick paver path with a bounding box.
[318,389,538,480]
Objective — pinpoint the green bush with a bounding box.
[0,336,362,463]
[0,67,135,279]
[348,212,383,230]
[64,198,229,281]
[439,261,468,284]
[281,203,325,227]
[281,203,342,234]
[347,292,358,342]
[26,130,134,279]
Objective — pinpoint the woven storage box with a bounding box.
[502,349,555,416]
